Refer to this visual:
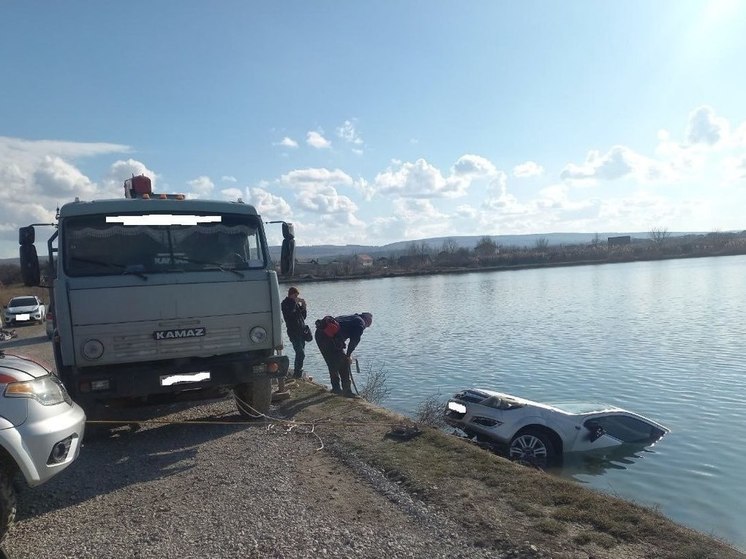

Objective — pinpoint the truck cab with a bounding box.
[18,175,296,421]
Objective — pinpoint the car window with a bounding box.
[10,297,38,307]
[586,415,664,443]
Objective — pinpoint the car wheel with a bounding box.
[0,468,17,545]
[234,377,272,418]
[509,429,556,468]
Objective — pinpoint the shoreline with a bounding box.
[279,249,746,285]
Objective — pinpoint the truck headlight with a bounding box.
[249,326,267,343]
[5,374,71,406]
[81,339,105,360]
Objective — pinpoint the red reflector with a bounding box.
[267,362,279,373]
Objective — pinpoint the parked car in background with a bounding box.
[0,350,85,542]
[445,388,669,467]
[3,296,46,326]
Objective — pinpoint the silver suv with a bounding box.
[0,350,85,543]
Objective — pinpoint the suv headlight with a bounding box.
[4,374,72,406]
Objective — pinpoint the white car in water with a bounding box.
[444,388,669,467]
[3,296,46,326]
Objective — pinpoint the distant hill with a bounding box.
[2,232,709,266]
[278,231,705,261]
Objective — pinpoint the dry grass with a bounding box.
[279,381,744,559]
[0,284,49,307]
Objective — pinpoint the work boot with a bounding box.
[331,387,343,394]
[342,389,359,399]
[293,370,304,379]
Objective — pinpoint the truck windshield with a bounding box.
[62,213,266,277]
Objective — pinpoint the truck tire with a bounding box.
[0,469,17,544]
[234,377,272,418]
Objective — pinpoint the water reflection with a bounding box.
[553,444,660,481]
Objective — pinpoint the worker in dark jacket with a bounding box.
[281,287,308,378]
[315,312,373,397]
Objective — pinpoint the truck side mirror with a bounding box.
[281,237,295,276]
[20,243,41,286]
[19,226,41,286]
[279,222,295,276]
[19,225,35,245]
[282,222,294,240]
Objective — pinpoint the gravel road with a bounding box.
[1,324,512,559]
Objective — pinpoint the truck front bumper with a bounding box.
[66,352,289,403]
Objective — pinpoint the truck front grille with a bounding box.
[110,326,243,360]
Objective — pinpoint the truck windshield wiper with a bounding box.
[174,257,245,278]
[70,257,148,280]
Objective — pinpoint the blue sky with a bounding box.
[2,0,746,257]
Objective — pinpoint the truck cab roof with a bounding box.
[58,197,259,218]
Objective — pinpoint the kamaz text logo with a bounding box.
[153,328,207,340]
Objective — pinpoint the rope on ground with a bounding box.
[85,384,420,453]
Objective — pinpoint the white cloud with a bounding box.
[296,185,358,214]
[247,187,293,220]
[384,199,451,240]
[220,187,243,200]
[281,168,353,188]
[483,171,521,212]
[277,137,299,148]
[724,155,746,182]
[686,105,729,146]
[101,159,158,197]
[513,160,544,178]
[0,136,130,162]
[221,175,237,183]
[0,136,132,254]
[374,158,464,198]
[306,131,331,149]
[336,120,363,145]
[561,145,674,183]
[187,176,215,197]
[33,156,96,197]
[452,154,498,178]
[354,177,375,201]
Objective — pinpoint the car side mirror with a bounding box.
[586,422,605,442]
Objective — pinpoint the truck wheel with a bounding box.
[234,377,272,418]
[0,469,17,544]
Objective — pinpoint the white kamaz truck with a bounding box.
[18,175,295,422]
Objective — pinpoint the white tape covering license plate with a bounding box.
[160,372,211,386]
[16,314,30,321]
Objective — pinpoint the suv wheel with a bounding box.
[509,429,556,469]
[0,468,17,544]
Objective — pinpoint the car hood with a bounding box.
[0,353,51,379]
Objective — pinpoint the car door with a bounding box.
[568,415,627,452]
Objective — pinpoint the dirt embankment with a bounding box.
[1,324,742,559]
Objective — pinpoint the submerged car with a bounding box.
[3,296,46,326]
[445,388,668,467]
[0,350,86,542]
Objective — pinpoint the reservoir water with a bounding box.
[295,255,746,550]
